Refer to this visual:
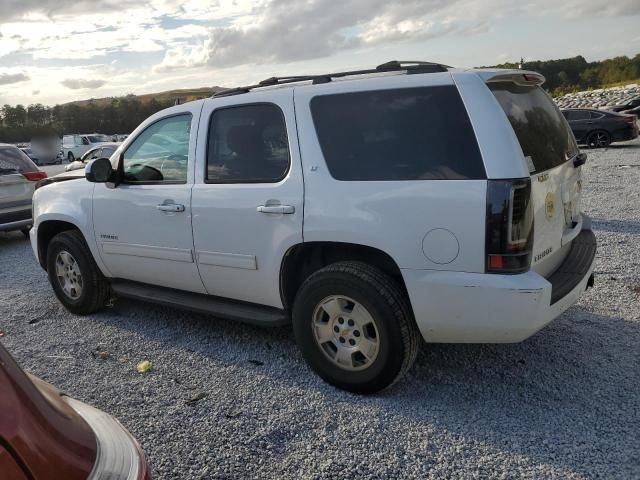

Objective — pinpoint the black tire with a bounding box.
[46,230,111,315]
[586,130,611,148]
[68,152,75,161]
[292,261,420,394]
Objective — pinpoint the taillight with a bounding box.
[22,171,48,181]
[622,115,635,124]
[486,179,534,274]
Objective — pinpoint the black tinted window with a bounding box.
[206,104,290,183]
[566,110,590,121]
[310,86,485,181]
[0,146,36,174]
[490,83,578,174]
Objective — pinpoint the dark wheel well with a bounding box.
[280,242,407,309]
[37,220,80,269]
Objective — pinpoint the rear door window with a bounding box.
[206,103,290,183]
[310,86,485,181]
[489,82,578,174]
[0,146,37,174]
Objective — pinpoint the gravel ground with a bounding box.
[1,139,639,479]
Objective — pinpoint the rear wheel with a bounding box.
[46,230,110,315]
[67,152,75,161]
[586,130,611,148]
[292,262,420,394]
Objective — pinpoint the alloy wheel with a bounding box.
[55,250,83,300]
[312,295,380,371]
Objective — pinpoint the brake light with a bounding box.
[622,115,635,124]
[22,171,47,181]
[522,73,545,85]
[486,179,534,273]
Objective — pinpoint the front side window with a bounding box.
[206,104,290,183]
[310,86,485,181]
[566,110,590,121]
[122,114,191,183]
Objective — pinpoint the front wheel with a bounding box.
[46,230,111,315]
[67,152,75,161]
[292,262,420,394]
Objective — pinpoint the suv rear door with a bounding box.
[488,79,583,277]
[191,89,303,308]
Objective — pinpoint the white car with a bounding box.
[30,61,596,393]
[62,134,112,162]
[64,142,120,172]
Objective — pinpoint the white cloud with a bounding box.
[0,71,29,85]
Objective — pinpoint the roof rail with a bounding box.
[213,60,450,98]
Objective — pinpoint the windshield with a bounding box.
[489,82,578,174]
[87,135,110,143]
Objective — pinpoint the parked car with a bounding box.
[62,134,112,161]
[30,62,597,393]
[561,108,639,147]
[65,142,121,172]
[605,95,640,113]
[31,136,63,165]
[0,144,46,234]
[19,147,41,166]
[0,341,150,479]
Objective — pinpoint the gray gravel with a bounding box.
[1,139,640,479]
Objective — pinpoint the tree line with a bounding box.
[0,96,176,143]
[2,53,639,143]
[491,54,640,96]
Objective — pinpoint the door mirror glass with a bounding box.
[86,157,113,183]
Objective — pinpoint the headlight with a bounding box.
[64,397,146,480]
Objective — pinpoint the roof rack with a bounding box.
[213,60,450,98]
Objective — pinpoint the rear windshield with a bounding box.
[489,82,578,174]
[0,146,37,174]
[310,86,485,181]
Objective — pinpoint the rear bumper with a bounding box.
[612,125,639,142]
[403,227,596,343]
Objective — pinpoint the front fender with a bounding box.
[32,181,112,277]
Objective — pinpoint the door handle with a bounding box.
[157,203,185,212]
[257,205,295,214]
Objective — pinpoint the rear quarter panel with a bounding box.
[294,73,487,272]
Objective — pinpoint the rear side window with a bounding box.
[489,82,578,174]
[0,146,37,174]
[310,86,485,181]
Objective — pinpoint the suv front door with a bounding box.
[92,105,206,293]
[192,89,304,308]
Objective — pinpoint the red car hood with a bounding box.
[0,342,96,479]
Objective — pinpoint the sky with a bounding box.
[1,0,639,106]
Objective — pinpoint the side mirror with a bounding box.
[85,158,114,183]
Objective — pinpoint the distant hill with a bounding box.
[63,86,228,108]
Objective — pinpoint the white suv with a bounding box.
[30,62,596,393]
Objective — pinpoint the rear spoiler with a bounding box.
[474,69,546,86]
